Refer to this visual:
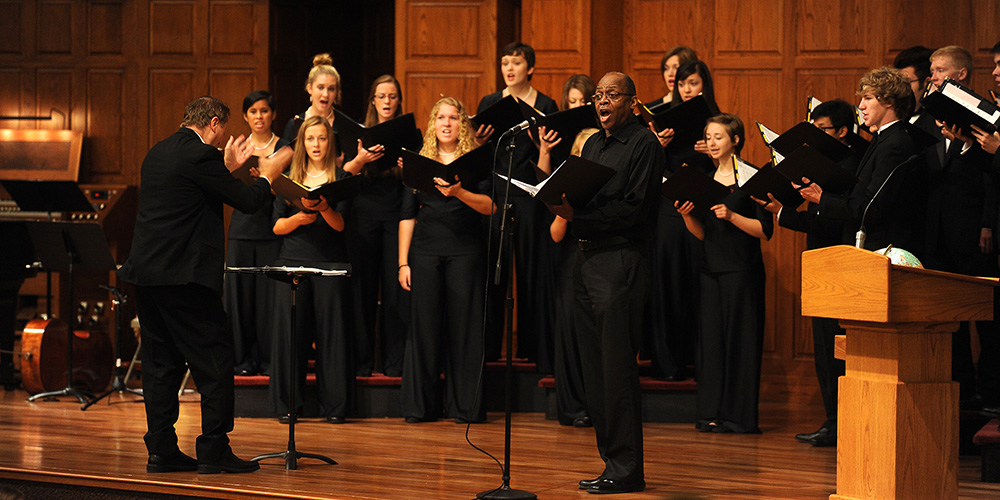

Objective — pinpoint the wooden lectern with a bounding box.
[801,245,997,500]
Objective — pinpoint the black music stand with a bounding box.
[226,265,349,470]
[81,284,143,410]
[23,221,115,404]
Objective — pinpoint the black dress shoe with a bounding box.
[147,451,198,473]
[572,416,592,428]
[326,416,345,424]
[795,425,832,443]
[578,475,604,489]
[586,477,645,494]
[197,452,260,474]
[805,428,836,447]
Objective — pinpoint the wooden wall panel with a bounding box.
[625,0,701,104]
[0,69,26,130]
[149,70,196,149]
[795,69,869,117]
[714,0,782,56]
[37,1,73,55]
[35,69,72,131]
[522,0,590,103]
[712,70,782,166]
[149,0,196,56]
[972,0,1000,54]
[85,69,125,175]
[88,1,124,56]
[0,1,23,54]
[396,0,497,124]
[209,1,256,56]
[884,1,974,57]
[795,0,865,55]
[209,69,259,138]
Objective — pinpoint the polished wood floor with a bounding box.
[0,389,998,500]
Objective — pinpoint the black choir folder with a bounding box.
[640,95,714,153]
[400,144,492,200]
[661,166,731,216]
[922,79,1000,134]
[334,110,423,165]
[271,173,364,212]
[471,95,527,132]
[769,121,854,163]
[774,144,858,194]
[498,155,615,207]
[737,161,804,209]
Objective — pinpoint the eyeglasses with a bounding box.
[591,92,634,102]
[815,125,837,131]
[375,94,399,100]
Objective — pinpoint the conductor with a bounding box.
[119,96,290,474]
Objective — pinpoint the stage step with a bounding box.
[233,360,696,422]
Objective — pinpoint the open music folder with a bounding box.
[400,144,492,200]
[770,121,854,163]
[737,160,804,209]
[774,144,857,194]
[921,78,1000,134]
[646,95,714,153]
[334,111,423,166]
[471,95,528,132]
[497,155,615,207]
[270,173,364,212]
[661,165,732,217]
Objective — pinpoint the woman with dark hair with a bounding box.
[676,113,772,434]
[225,90,281,376]
[269,115,354,424]
[658,46,699,106]
[349,75,410,377]
[398,97,495,423]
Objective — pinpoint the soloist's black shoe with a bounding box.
[586,477,645,494]
[197,451,260,474]
[146,451,198,473]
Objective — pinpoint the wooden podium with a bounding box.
[801,246,997,500]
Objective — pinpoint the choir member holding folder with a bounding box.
[398,97,495,423]
[476,42,559,369]
[676,114,772,434]
[269,116,354,424]
[225,90,282,377]
[347,75,413,378]
[755,100,861,447]
[645,59,720,382]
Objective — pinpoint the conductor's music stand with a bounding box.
[226,265,349,470]
[23,221,115,404]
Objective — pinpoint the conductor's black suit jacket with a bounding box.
[119,127,272,292]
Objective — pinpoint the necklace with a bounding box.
[251,133,275,150]
[306,169,327,178]
[438,150,456,159]
[510,86,533,101]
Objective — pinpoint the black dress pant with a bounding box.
[552,240,587,424]
[134,284,234,461]
[574,244,646,481]
[696,269,765,434]
[224,238,280,374]
[812,316,845,425]
[486,196,554,371]
[645,205,699,378]
[401,252,486,421]
[347,215,409,376]
[269,262,353,418]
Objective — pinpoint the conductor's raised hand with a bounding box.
[545,193,574,221]
[257,145,293,182]
[224,134,254,171]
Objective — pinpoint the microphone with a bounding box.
[855,154,919,249]
[504,116,536,135]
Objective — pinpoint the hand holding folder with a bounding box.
[271,173,364,212]
[400,144,492,199]
[922,79,1000,134]
[661,165,732,217]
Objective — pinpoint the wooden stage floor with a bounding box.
[0,389,997,500]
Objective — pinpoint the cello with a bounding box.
[20,318,112,395]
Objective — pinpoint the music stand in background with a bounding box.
[81,284,143,410]
[226,265,349,470]
[4,179,115,405]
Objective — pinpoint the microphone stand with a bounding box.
[855,154,918,249]
[477,129,536,500]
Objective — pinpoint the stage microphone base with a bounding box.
[476,485,537,500]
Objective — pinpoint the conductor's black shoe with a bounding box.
[147,451,198,473]
[586,477,645,494]
[326,416,345,424]
[197,452,260,474]
[806,429,837,447]
[572,416,592,428]
[578,476,605,489]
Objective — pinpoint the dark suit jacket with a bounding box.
[118,127,272,293]
[818,122,926,254]
[924,138,996,260]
